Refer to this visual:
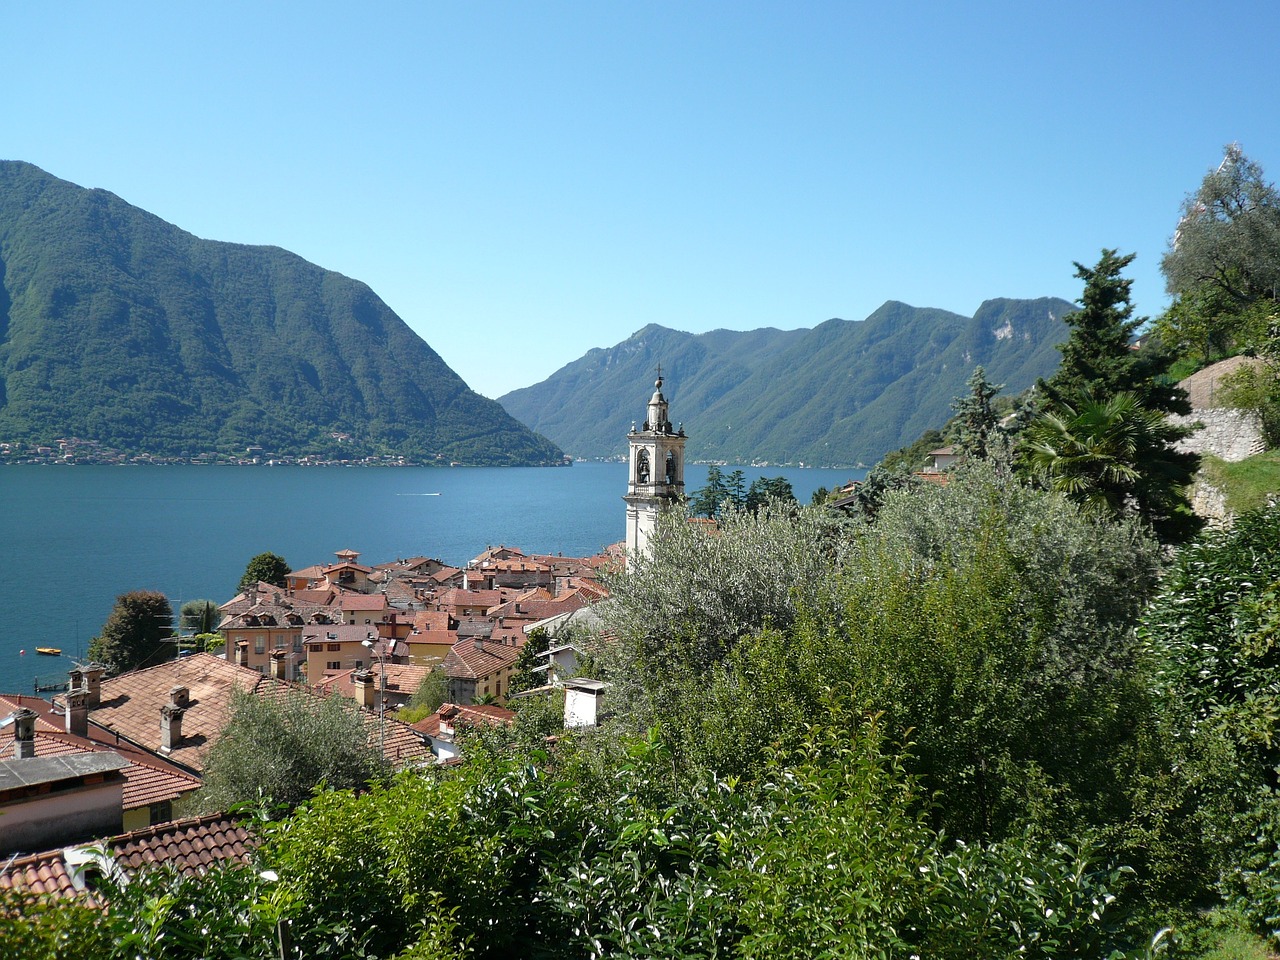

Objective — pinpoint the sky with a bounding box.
[5,2,1280,399]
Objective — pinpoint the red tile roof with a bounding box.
[0,813,257,901]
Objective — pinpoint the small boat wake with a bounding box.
[395,493,442,496]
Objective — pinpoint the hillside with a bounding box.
[500,297,1073,466]
[0,161,564,465]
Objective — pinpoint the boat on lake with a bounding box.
[35,646,61,656]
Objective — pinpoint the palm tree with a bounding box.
[1020,393,1176,522]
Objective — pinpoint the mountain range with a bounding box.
[499,297,1074,466]
[0,161,563,465]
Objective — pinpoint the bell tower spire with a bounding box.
[624,367,686,571]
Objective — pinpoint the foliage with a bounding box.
[1162,144,1280,309]
[197,686,390,812]
[237,551,290,593]
[179,598,219,635]
[501,298,1074,466]
[0,160,564,465]
[880,426,946,473]
[396,668,450,724]
[1198,450,1280,515]
[508,626,553,697]
[1139,503,1280,930]
[86,589,174,674]
[599,500,848,731]
[951,365,1004,460]
[1020,392,1202,542]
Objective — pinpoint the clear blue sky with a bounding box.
[5,2,1279,399]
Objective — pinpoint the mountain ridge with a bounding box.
[0,161,563,465]
[499,297,1074,466]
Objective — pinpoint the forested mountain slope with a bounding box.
[501,297,1072,465]
[0,161,563,465]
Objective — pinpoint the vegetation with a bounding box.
[86,589,175,675]
[1023,250,1201,543]
[237,551,291,594]
[1199,449,1280,514]
[500,298,1074,466]
[179,598,219,635]
[197,687,389,813]
[687,466,796,518]
[397,669,450,724]
[0,161,564,466]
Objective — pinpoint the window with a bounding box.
[254,636,265,655]
[293,636,303,652]
[327,660,341,670]
[148,800,172,825]
[327,643,341,652]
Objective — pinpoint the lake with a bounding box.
[0,462,863,695]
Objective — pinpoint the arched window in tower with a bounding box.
[665,451,677,484]
[636,449,650,484]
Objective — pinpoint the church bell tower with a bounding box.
[624,370,686,571]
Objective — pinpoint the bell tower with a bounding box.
[624,369,686,571]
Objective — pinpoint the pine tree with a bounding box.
[951,366,1003,461]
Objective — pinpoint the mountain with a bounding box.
[0,161,563,465]
[499,298,1074,466]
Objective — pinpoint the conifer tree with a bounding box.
[952,366,1003,461]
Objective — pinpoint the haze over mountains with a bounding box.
[0,161,563,465]
[500,298,1073,466]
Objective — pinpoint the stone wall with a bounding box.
[1173,408,1266,463]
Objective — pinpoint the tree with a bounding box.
[1138,503,1280,919]
[1027,251,1200,543]
[87,589,174,674]
[1162,144,1280,310]
[951,366,1004,461]
[198,686,389,812]
[1020,393,1201,542]
[180,598,219,635]
[1041,249,1186,411]
[237,551,290,594]
[687,465,729,517]
[397,668,450,723]
[509,626,553,697]
[744,476,796,513]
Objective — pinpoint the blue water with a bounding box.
[0,462,862,695]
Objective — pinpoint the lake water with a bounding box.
[0,462,863,695]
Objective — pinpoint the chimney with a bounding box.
[270,650,288,681]
[82,664,104,709]
[10,707,37,759]
[235,641,248,668]
[474,637,485,654]
[160,702,185,753]
[169,685,190,709]
[354,669,376,709]
[66,687,89,738]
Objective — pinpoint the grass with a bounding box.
[1199,450,1280,516]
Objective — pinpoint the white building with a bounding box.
[623,373,686,571]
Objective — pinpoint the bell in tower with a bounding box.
[624,369,687,571]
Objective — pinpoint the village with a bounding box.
[0,376,683,896]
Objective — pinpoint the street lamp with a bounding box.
[361,635,386,756]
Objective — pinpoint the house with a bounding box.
[0,711,128,855]
[218,592,341,680]
[302,624,387,681]
[0,689,201,837]
[440,637,522,705]
[411,702,514,763]
[84,653,432,772]
[0,812,257,901]
[313,660,432,713]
